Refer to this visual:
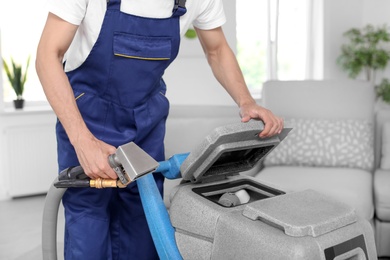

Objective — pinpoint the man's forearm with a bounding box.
[196,27,256,108]
[36,55,90,145]
[35,13,91,145]
[206,43,256,108]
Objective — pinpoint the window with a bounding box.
[0,0,48,105]
[236,0,323,98]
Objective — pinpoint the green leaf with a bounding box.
[2,56,30,99]
[338,24,390,80]
[184,29,197,39]
[377,78,390,103]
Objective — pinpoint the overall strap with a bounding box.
[107,0,120,10]
[172,0,187,17]
[108,0,186,16]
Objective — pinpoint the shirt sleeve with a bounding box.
[192,0,226,30]
[47,0,88,25]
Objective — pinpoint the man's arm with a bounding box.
[36,13,117,179]
[195,26,283,138]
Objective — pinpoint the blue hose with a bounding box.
[137,174,183,260]
[155,153,189,179]
[137,153,189,260]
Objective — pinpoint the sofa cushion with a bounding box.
[263,118,374,171]
[374,169,390,221]
[254,166,374,221]
[381,122,390,170]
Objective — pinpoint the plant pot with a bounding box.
[13,99,24,109]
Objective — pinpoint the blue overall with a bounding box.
[56,0,186,258]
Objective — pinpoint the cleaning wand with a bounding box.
[53,142,159,188]
[42,142,188,260]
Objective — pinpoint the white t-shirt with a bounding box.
[48,0,226,71]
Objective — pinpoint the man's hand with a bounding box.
[37,13,118,180]
[240,102,284,138]
[195,26,283,138]
[72,131,118,180]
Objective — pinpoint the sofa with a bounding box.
[163,80,390,257]
[251,80,389,257]
[375,108,390,257]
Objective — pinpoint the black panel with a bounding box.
[202,145,274,178]
[324,234,368,260]
[192,179,285,207]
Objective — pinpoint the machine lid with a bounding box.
[180,121,292,183]
[242,189,357,237]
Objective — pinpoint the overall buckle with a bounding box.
[174,0,186,10]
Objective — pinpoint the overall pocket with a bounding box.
[108,33,173,107]
[113,32,172,60]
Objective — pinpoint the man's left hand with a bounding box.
[239,103,284,138]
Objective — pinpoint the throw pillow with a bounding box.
[381,122,390,170]
[264,118,374,171]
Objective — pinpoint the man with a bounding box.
[36,0,283,259]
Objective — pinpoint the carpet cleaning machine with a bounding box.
[42,121,378,260]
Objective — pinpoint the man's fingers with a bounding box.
[241,115,251,123]
[259,115,284,138]
[79,153,118,180]
[259,121,273,137]
[89,163,117,180]
[105,167,118,180]
[240,104,285,138]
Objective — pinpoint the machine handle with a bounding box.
[55,166,125,189]
[58,166,87,181]
[55,166,90,188]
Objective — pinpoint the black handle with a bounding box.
[58,166,88,181]
[55,166,90,188]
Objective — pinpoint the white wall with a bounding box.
[363,0,390,25]
[323,0,390,80]
[363,0,390,81]
[323,0,364,80]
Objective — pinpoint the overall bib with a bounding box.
[56,0,186,258]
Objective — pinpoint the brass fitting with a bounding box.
[90,178,127,189]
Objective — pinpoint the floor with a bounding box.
[0,195,389,260]
[0,194,64,260]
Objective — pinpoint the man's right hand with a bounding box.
[72,131,118,180]
[36,13,118,180]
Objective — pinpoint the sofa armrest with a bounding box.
[375,109,390,169]
[374,168,390,221]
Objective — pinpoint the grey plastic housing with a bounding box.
[169,122,378,260]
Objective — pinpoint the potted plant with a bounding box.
[2,56,30,109]
[337,24,390,83]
